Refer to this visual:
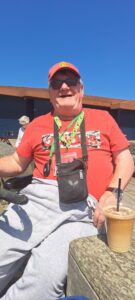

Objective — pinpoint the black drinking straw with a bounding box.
[117,178,121,211]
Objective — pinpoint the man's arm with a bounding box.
[93,148,135,229]
[0,151,32,178]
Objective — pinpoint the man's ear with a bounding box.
[80,81,84,97]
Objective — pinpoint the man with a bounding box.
[0,61,134,299]
[15,115,30,147]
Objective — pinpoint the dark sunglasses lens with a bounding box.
[66,78,79,86]
[50,78,79,89]
[50,80,62,89]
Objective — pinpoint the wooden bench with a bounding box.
[67,231,135,300]
[67,178,135,300]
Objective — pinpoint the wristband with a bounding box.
[106,187,123,199]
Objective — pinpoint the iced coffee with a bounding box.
[104,206,135,253]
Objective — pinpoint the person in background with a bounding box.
[15,115,30,147]
[0,61,134,300]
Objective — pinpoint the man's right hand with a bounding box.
[93,191,117,230]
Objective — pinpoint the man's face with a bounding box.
[49,70,84,119]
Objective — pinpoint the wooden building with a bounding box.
[0,86,135,139]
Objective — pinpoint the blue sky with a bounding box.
[0,0,135,100]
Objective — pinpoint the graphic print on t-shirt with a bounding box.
[42,130,101,150]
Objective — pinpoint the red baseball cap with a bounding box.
[48,61,80,81]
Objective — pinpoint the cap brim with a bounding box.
[48,62,80,81]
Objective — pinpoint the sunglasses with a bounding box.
[49,77,80,90]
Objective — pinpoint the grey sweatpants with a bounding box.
[0,178,98,300]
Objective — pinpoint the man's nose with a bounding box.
[60,82,70,89]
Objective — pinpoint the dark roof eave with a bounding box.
[0,86,49,99]
[0,86,135,110]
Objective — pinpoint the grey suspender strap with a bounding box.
[54,120,61,164]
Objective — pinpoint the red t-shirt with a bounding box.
[17,108,129,200]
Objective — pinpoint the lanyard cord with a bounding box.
[54,116,88,165]
[49,111,84,158]
[43,111,85,177]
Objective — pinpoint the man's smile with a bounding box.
[59,94,72,98]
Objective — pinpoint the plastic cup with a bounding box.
[104,206,135,253]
